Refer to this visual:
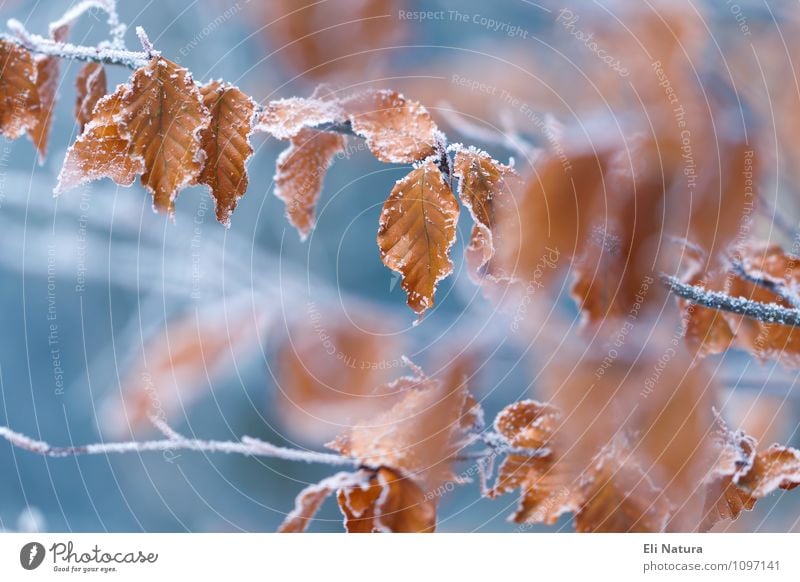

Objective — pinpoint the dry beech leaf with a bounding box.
[327,369,475,492]
[57,57,210,214]
[575,436,673,533]
[198,80,256,225]
[0,39,40,139]
[452,147,518,281]
[27,24,70,160]
[343,89,440,163]
[276,314,405,444]
[257,96,343,140]
[377,160,459,317]
[74,62,107,132]
[700,418,800,531]
[337,467,436,533]
[274,128,344,240]
[279,471,366,533]
[490,400,581,525]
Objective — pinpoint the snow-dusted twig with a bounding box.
[730,260,800,309]
[135,26,155,57]
[662,273,800,327]
[0,425,358,466]
[0,424,548,466]
[4,20,150,68]
[49,0,126,49]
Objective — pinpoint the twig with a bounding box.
[48,0,126,49]
[0,425,357,466]
[662,273,800,327]
[730,260,800,309]
[4,21,150,68]
[0,424,548,466]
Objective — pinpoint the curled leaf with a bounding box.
[700,418,800,531]
[453,147,518,281]
[274,128,344,240]
[279,471,366,533]
[337,467,436,533]
[74,62,107,132]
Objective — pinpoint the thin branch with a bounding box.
[662,273,800,327]
[49,0,126,49]
[0,425,358,466]
[0,424,548,467]
[4,20,149,69]
[730,260,800,309]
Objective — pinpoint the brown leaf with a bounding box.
[337,467,436,533]
[57,91,143,191]
[343,89,440,163]
[57,57,210,214]
[274,128,344,239]
[26,24,69,160]
[198,81,255,225]
[490,400,581,524]
[453,147,518,281]
[276,312,404,444]
[279,471,365,533]
[0,39,39,140]
[74,62,106,132]
[700,418,800,531]
[327,365,477,493]
[377,160,459,316]
[575,437,673,533]
[257,96,343,140]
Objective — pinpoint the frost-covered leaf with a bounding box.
[575,436,673,532]
[274,128,344,240]
[377,160,458,317]
[327,365,477,492]
[57,57,210,214]
[337,467,436,533]
[26,24,70,161]
[453,147,518,281]
[279,471,366,533]
[74,62,107,132]
[0,39,39,139]
[343,89,439,163]
[276,314,404,444]
[198,80,256,225]
[490,400,580,525]
[700,417,800,531]
[256,96,343,140]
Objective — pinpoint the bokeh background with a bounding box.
[1,0,799,532]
